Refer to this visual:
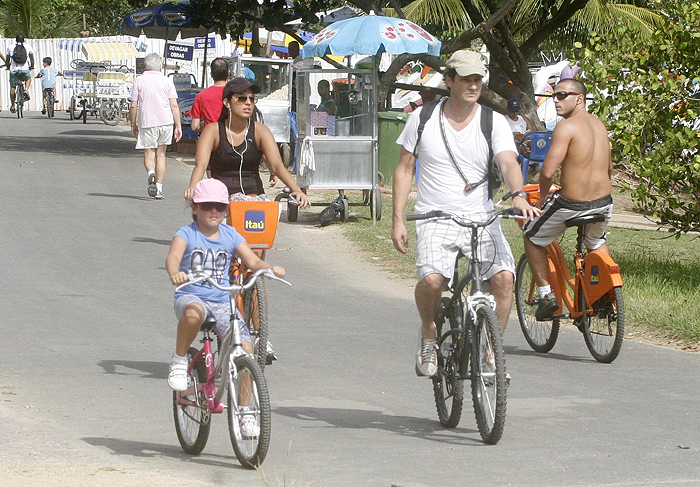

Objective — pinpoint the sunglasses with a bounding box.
[234,94,257,103]
[553,91,583,100]
[198,202,229,212]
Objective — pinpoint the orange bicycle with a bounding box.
[514,185,625,363]
[228,200,282,370]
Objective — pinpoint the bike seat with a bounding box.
[200,316,217,333]
[564,214,606,228]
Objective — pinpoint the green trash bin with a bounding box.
[378,111,409,186]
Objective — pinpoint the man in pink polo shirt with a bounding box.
[190,57,229,132]
[129,53,182,200]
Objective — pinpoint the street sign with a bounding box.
[166,43,194,61]
[195,37,215,49]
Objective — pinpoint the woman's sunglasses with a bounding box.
[553,91,583,100]
[234,94,257,103]
[198,202,229,212]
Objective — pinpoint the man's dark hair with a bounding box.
[15,34,25,44]
[556,78,587,96]
[43,57,52,65]
[288,41,300,57]
[210,57,228,81]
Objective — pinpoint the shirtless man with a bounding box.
[522,78,613,321]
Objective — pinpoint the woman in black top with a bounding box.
[185,77,309,207]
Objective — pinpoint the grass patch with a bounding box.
[339,191,700,346]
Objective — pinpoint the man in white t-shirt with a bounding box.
[392,50,540,377]
[505,97,534,142]
[5,35,35,112]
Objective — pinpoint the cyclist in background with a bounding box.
[36,57,63,115]
[5,34,35,113]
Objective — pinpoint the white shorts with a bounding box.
[522,192,613,249]
[415,215,515,282]
[135,125,174,150]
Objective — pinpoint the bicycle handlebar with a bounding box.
[175,267,291,293]
[407,207,525,227]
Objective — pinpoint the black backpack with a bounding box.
[413,99,501,199]
[12,43,28,65]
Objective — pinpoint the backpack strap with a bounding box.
[412,100,439,158]
[480,106,499,199]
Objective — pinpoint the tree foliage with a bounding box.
[577,3,700,234]
[0,0,81,37]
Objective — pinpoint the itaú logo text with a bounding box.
[244,210,265,232]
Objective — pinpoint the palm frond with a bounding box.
[398,0,471,31]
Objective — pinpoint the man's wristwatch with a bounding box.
[512,190,527,200]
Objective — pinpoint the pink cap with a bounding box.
[192,179,229,204]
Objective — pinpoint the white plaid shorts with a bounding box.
[415,215,515,282]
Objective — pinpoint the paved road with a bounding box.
[1,112,699,487]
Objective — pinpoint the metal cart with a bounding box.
[65,59,133,125]
[282,65,381,223]
[235,56,294,165]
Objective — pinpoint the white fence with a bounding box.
[0,34,239,113]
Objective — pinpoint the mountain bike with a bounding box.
[515,185,625,363]
[407,207,524,444]
[173,267,290,468]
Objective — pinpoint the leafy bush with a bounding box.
[576,3,700,234]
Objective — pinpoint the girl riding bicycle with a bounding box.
[165,178,285,394]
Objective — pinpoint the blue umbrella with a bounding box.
[120,2,213,40]
[302,14,441,58]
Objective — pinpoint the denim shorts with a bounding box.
[174,294,251,343]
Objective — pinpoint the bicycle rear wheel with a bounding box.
[227,354,271,469]
[579,286,625,363]
[515,254,560,353]
[16,85,24,119]
[471,304,507,444]
[244,279,270,369]
[432,297,465,428]
[173,347,211,455]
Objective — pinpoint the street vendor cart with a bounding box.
[289,64,381,223]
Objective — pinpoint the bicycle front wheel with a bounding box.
[173,347,211,455]
[244,279,269,369]
[227,354,271,469]
[579,286,625,363]
[432,297,465,428]
[99,99,121,126]
[471,304,507,444]
[515,254,560,353]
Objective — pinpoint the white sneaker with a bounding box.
[415,336,437,377]
[239,412,260,439]
[154,189,164,200]
[168,357,188,391]
[266,340,277,363]
[147,172,157,197]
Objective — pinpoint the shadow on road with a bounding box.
[273,406,487,447]
[503,345,592,363]
[0,132,133,157]
[87,192,152,201]
[82,437,247,470]
[97,359,168,380]
[133,236,172,246]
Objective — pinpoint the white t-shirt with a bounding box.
[396,100,517,214]
[507,115,528,134]
[5,42,34,71]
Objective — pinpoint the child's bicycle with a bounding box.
[407,207,525,444]
[173,267,290,468]
[514,185,625,363]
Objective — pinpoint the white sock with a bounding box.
[148,170,155,177]
[171,353,187,363]
[538,285,552,299]
[156,182,163,192]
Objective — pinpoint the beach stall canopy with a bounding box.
[81,42,138,62]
